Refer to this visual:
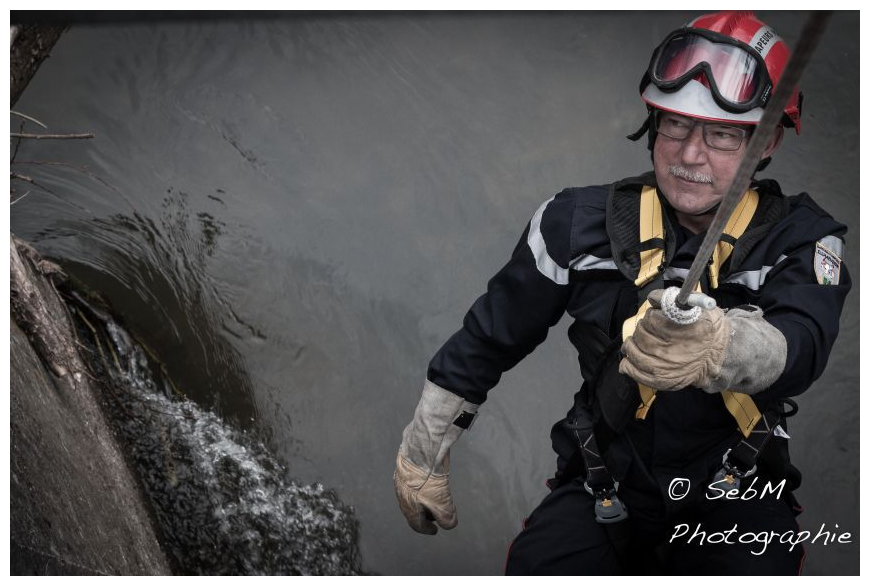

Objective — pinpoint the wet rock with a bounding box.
[10,235,171,575]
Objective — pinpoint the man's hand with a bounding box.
[619,289,730,391]
[394,381,478,534]
[619,288,788,394]
[394,453,457,535]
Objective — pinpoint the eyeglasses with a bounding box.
[655,111,750,151]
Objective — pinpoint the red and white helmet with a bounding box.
[640,11,802,134]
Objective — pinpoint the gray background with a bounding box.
[11,11,858,575]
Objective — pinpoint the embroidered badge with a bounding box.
[814,241,842,285]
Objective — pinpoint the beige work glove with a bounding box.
[619,289,730,391]
[702,305,787,395]
[619,288,787,394]
[394,380,478,535]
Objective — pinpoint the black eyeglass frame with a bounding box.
[654,110,752,152]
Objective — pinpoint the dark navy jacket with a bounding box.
[427,172,851,507]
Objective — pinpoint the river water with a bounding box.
[11,12,859,575]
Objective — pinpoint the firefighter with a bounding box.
[394,11,850,575]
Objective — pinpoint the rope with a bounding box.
[677,12,833,306]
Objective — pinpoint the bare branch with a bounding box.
[11,119,26,162]
[14,160,118,193]
[11,190,32,205]
[10,172,89,212]
[10,110,48,129]
[10,132,94,140]
[12,160,137,210]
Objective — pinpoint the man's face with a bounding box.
[653,111,751,216]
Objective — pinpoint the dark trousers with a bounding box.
[505,478,805,575]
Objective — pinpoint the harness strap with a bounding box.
[722,391,763,438]
[623,297,656,419]
[623,186,666,419]
[569,420,629,524]
[730,408,783,471]
[714,189,762,437]
[710,188,759,289]
[575,428,611,490]
[634,186,665,288]
[623,187,763,436]
[707,403,792,497]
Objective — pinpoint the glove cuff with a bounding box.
[399,380,479,475]
[702,306,787,395]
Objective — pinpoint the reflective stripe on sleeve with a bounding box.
[527,196,569,285]
[818,235,844,259]
[663,256,789,292]
[569,254,618,271]
[722,255,788,290]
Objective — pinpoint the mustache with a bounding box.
[668,165,713,184]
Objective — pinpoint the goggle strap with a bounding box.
[626,115,651,142]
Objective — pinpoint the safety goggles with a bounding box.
[645,28,773,114]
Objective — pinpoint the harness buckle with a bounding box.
[585,482,629,524]
[720,448,758,479]
[706,449,757,498]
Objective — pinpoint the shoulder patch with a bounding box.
[814,238,843,285]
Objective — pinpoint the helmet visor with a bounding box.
[652,32,765,110]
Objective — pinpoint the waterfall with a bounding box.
[71,296,363,575]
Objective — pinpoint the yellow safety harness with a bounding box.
[621,186,762,438]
